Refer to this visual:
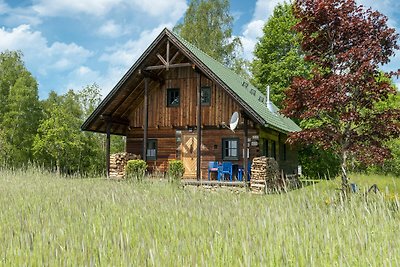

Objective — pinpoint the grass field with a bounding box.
[0,168,399,266]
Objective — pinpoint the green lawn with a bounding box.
[0,168,399,266]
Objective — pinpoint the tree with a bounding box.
[33,90,84,174]
[174,0,246,73]
[282,0,400,190]
[252,2,310,108]
[0,51,42,167]
[252,2,340,179]
[0,51,26,123]
[33,85,110,176]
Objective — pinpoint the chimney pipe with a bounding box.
[266,85,275,114]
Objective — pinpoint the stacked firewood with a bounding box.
[109,152,141,178]
[250,156,280,194]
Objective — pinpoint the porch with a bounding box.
[181,179,248,187]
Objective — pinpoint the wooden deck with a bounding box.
[181,179,248,187]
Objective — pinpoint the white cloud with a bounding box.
[33,0,122,16]
[0,24,92,75]
[240,19,265,60]
[97,20,125,38]
[130,0,187,22]
[253,0,283,21]
[100,24,173,68]
[32,0,187,21]
[238,0,284,61]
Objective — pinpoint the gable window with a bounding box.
[201,87,211,105]
[167,88,180,107]
[147,139,157,160]
[222,138,239,160]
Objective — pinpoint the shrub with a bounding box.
[168,160,184,182]
[125,160,147,181]
[299,145,340,179]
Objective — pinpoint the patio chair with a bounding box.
[218,162,233,181]
[237,163,251,181]
[208,161,219,180]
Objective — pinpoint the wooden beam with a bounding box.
[100,115,129,126]
[170,51,180,64]
[144,62,193,71]
[166,40,170,69]
[143,77,149,161]
[106,122,111,178]
[196,71,202,181]
[156,53,168,66]
[139,69,164,83]
[244,116,249,183]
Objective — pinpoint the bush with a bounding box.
[369,139,400,177]
[168,160,184,182]
[299,145,341,179]
[125,160,147,181]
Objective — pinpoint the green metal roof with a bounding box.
[169,30,301,133]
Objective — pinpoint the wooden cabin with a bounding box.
[81,28,301,180]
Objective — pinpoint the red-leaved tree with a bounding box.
[281,0,400,189]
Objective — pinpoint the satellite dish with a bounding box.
[229,111,239,132]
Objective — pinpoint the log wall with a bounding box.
[128,66,242,128]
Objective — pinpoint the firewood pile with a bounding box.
[109,152,141,178]
[250,156,280,194]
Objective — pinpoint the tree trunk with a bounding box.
[341,151,349,193]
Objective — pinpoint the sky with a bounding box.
[0,0,399,99]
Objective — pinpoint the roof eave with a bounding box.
[81,28,170,132]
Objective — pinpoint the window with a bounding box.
[263,139,269,157]
[167,88,180,107]
[222,138,239,160]
[272,140,276,159]
[201,87,211,105]
[283,144,287,161]
[146,139,157,160]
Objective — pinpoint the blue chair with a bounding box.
[218,162,233,181]
[237,163,251,181]
[208,161,219,180]
[237,167,244,181]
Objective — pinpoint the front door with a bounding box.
[181,133,197,177]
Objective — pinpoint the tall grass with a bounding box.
[0,168,399,266]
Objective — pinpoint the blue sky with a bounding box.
[0,0,399,99]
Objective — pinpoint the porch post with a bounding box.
[244,116,249,183]
[106,121,111,178]
[143,77,149,161]
[196,71,202,181]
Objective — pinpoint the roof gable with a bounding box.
[82,28,300,134]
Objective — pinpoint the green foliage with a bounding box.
[110,135,126,154]
[0,169,399,265]
[251,2,310,108]
[33,85,106,176]
[174,0,247,75]
[299,146,341,179]
[167,160,185,182]
[283,0,400,173]
[0,50,26,123]
[0,51,42,167]
[125,160,147,180]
